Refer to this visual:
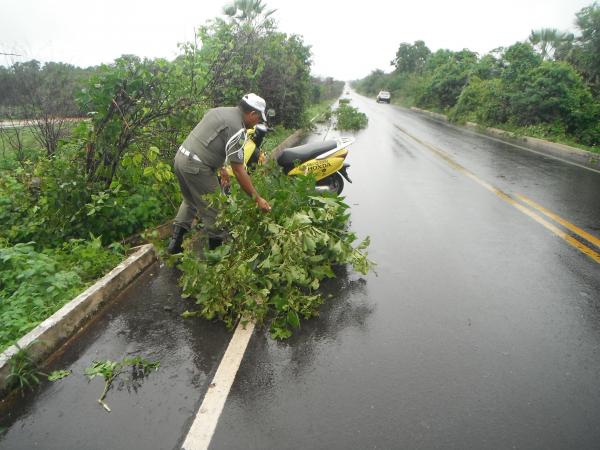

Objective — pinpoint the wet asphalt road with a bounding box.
[0,264,233,450]
[211,92,600,449]
[2,89,600,449]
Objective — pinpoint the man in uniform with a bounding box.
[167,93,272,254]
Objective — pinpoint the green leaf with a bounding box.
[182,310,199,318]
[48,369,71,381]
[303,235,316,252]
[271,326,293,340]
[148,146,160,161]
[287,310,300,328]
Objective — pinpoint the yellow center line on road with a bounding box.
[515,193,600,249]
[393,125,600,265]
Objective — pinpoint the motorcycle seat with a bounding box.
[277,140,338,166]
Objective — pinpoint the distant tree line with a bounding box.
[0,0,344,167]
[310,77,345,104]
[0,61,92,118]
[353,2,600,147]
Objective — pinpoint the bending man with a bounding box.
[168,93,272,254]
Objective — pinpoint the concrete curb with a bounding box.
[0,244,157,394]
[122,220,173,246]
[410,107,449,122]
[268,101,337,160]
[270,129,307,160]
[410,107,600,171]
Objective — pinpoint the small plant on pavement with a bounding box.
[47,369,71,381]
[85,356,160,412]
[5,346,46,394]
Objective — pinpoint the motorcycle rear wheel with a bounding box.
[316,172,344,195]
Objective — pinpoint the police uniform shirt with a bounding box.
[182,106,246,169]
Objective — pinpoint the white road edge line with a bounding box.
[408,108,600,175]
[372,95,600,176]
[182,320,256,450]
[457,125,600,175]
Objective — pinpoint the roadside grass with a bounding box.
[0,126,41,169]
[5,346,47,393]
[261,126,295,154]
[446,116,600,155]
[0,123,81,169]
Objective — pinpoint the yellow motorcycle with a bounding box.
[226,124,354,194]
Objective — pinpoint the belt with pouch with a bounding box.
[178,145,203,163]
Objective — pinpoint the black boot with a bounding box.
[208,237,223,250]
[167,225,188,254]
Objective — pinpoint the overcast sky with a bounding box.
[0,0,592,80]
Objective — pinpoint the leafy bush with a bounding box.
[334,104,368,131]
[416,55,476,110]
[451,77,509,124]
[177,163,373,339]
[0,238,124,352]
[0,139,181,247]
[509,61,598,139]
[0,169,34,241]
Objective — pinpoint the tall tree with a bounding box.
[573,2,600,93]
[528,28,574,60]
[391,41,431,74]
[223,0,276,26]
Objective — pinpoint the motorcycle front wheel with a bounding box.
[316,172,344,195]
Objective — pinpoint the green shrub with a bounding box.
[451,77,509,124]
[0,169,34,242]
[509,61,598,139]
[410,49,475,110]
[0,140,181,247]
[0,238,124,352]
[177,163,373,339]
[334,104,368,131]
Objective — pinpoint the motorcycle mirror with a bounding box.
[256,123,268,133]
[267,108,276,118]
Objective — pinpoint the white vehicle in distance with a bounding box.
[376,91,391,103]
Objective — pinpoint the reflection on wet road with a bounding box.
[0,265,232,450]
[2,89,600,449]
[211,90,600,449]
